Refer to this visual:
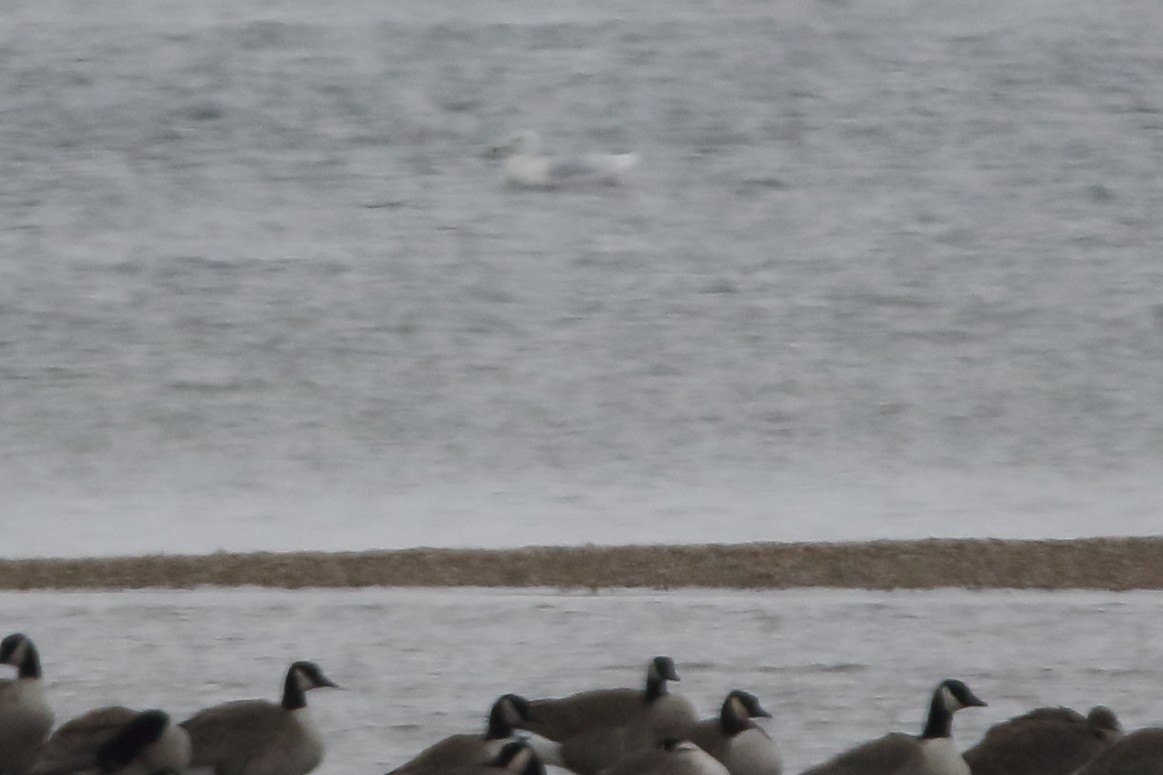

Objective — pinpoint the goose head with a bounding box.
[645,656,681,700]
[290,661,339,691]
[487,694,531,739]
[721,690,771,735]
[281,661,339,710]
[936,679,987,713]
[648,656,680,682]
[0,633,42,679]
[922,679,986,739]
[490,740,545,775]
[1088,705,1123,740]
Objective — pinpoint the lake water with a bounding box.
[3,587,1163,775]
[2,0,1162,558]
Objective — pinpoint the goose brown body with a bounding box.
[962,706,1121,775]
[1069,727,1163,775]
[30,707,190,775]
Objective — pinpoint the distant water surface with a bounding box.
[2,0,1162,556]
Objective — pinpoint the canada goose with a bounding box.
[600,739,732,775]
[0,633,55,775]
[518,656,698,741]
[388,694,561,775]
[30,707,191,775]
[962,705,1122,775]
[681,691,782,775]
[181,660,338,775]
[517,656,699,775]
[799,679,986,775]
[1071,727,1163,775]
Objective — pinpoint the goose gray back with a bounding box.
[388,695,561,775]
[601,740,732,775]
[681,691,782,775]
[1070,727,1163,775]
[799,679,986,775]
[962,705,1122,775]
[30,707,191,775]
[519,656,697,742]
[181,660,338,775]
[0,633,55,775]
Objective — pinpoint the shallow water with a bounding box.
[4,587,1163,775]
[2,0,1163,556]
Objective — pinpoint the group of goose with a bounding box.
[2,634,1160,775]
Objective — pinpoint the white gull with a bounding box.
[490,130,639,189]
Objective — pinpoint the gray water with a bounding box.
[3,0,1163,557]
[4,587,1163,775]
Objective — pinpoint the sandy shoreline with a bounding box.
[1,537,1162,590]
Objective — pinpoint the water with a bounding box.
[4,587,1163,775]
[2,0,1163,557]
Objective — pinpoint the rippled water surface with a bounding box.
[2,0,1163,556]
[4,588,1163,775]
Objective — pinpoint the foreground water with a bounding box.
[2,0,1163,557]
[3,587,1162,775]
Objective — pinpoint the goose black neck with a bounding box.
[96,711,168,772]
[645,674,668,702]
[720,703,750,736]
[18,644,42,680]
[282,670,307,710]
[921,693,953,739]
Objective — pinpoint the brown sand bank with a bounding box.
[1,537,1162,591]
